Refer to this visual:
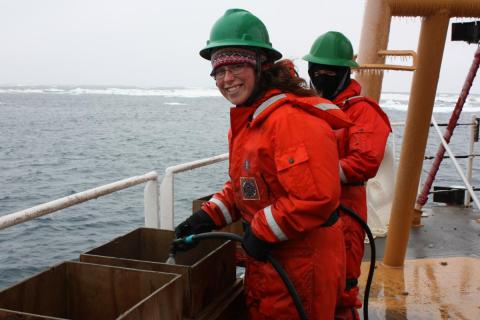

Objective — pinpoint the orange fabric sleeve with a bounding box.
[340,102,390,182]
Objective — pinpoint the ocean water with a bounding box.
[1,86,479,289]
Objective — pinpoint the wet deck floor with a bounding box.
[359,257,480,319]
[358,205,480,319]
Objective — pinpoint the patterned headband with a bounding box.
[211,48,266,71]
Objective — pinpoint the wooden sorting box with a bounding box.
[0,261,183,320]
[80,228,236,319]
[185,279,247,320]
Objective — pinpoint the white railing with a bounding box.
[390,115,478,208]
[157,153,229,230]
[0,152,231,233]
[431,116,480,209]
[465,115,477,206]
[0,171,159,231]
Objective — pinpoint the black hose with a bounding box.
[267,253,308,320]
[173,232,309,320]
[339,204,375,320]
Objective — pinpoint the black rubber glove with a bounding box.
[175,209,216,238]
[174,209,216,251]
[242,224,272,262]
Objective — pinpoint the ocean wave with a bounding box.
[381,93,480,103]
[381,94,480,112]
[381,92,410,102]
[0,88,45,94]
[434,94,480,104]
[382,103,480,113]
[433,105,480,113]
[0,87,221,98]
[380,93,480,106]
[164,102,188,106]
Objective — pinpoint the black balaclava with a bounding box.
[308,63,351,100]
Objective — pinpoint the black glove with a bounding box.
[242,224,272,262]
[175,209,216,238]
[174,210,216,251]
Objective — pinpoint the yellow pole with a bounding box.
[383,10,450,267]
[356,0,392,102]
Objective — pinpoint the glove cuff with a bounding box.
[242,224,271,261]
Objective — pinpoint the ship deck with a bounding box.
[359,204,480,319]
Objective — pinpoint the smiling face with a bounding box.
[210,47,259,106]
[215,64,256,105]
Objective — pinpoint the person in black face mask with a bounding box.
[304,31,392,320]
[308,63,350,100]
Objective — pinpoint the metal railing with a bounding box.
[157,153,229,230]
[431,116,480,209]
[391,114,479,208]
[0,171,159,231]
[0,152,231,233]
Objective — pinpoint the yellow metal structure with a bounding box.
[355,50,416,72]
[356,0,480,267]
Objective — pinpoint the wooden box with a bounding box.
[80,228,235,319]
[0,261,183,320]
[186,279,247,320]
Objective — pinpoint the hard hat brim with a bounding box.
[200,41,282,61]
[303,54,359,68]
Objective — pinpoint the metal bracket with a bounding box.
[354,50,417,72]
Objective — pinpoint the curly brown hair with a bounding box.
[258,59,317,97]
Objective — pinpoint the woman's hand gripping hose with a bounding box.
[173,209,217,252]
[170,232,309,320]
[175,209,217,239]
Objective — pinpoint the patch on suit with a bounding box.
[240,177,260,200]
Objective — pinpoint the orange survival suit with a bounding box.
[333,79,391,317]
[201,89,352,319]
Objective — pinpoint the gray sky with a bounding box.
[1,0,478,93]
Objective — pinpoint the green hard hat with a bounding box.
[303,31,359,68]
[199,8,282,61]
